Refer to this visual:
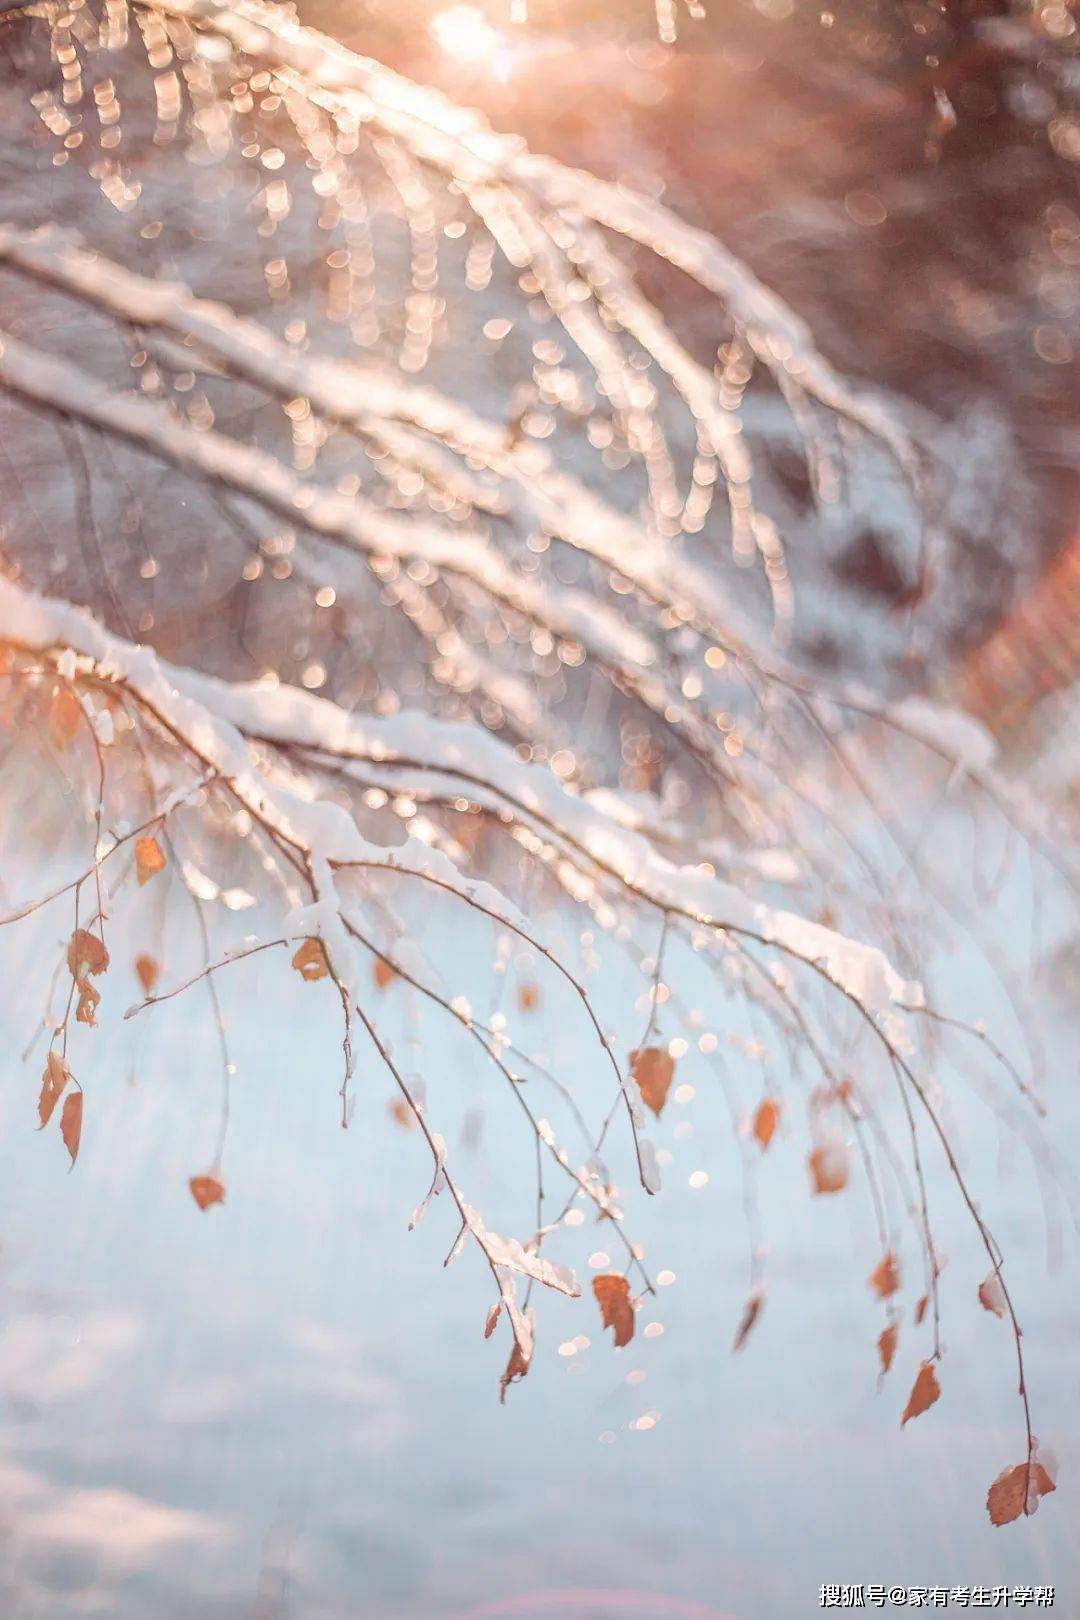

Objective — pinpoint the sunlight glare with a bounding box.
[429,5,502,64]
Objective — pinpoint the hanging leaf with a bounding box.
[978,1270,1007,1319]
[291,938,329,981]
[134,953,160,994]
[60,1091,83,1166]
[914,1293,929,1326]
[808,1142,848,1195]
[483,1302,501,1340]
[188,1174,226,1211]
[49,686,83,750]
[732,1288,763,1352]
[877,1322,898,1376]
[373,958,396,990]
[517,981,539,1012]
[901,1359,940,1426]
[499,1337,530,1403]
[75,979,100,1027]
[752,1098,780,1151]
[630,1047,674,1118]
[986,1460,1056,1527]
[135,834,167,886]
[38,1051,70,1128]
[868,1251,901,1300]
[592,1273,635,1347]
[67,928,109,979]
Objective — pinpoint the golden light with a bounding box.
[428,5,503,64]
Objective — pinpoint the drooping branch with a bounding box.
[128,0,931,483]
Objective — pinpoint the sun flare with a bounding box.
[428,4,502,63]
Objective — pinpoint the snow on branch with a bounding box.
[0,295,1050,880]
[0,222,767,662]
[8,0,936,624]
[141,0,928,483]
[0,573,926,1015]
[0,329,666,676]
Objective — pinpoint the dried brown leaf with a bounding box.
[135,834,167,886]
[808,1142,849,1195]
[38,1051,70,1128]
[60,1091,83,1166]
[986,1461,1056,1527]
[67,928,109,979]
[901,1359,940,1427]
[869,1251,901,1300]
[978,1271,1007,1319]
[189,1174,226,1211]
[752,1098,780,1151]
[592,1273,635,1348]
[134,953,160,994]
[732,1289,763,1352]
[291,938,329,982]
[373,958,396,990]
[75,979,100,1027]
[499,1338,530,1403]
[517,982,539,1012]
[49,686,82,750]
[630,1047,674,1119]
[914,1293,929,1326]
[483,1302,501,1340]
[877,1322,899,1376]
[388,1098,414,1130]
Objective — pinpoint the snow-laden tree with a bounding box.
[0,0,1074,1527]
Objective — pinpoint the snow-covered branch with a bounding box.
[138,0,929,482]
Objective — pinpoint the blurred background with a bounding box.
[323,0,1080,655]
